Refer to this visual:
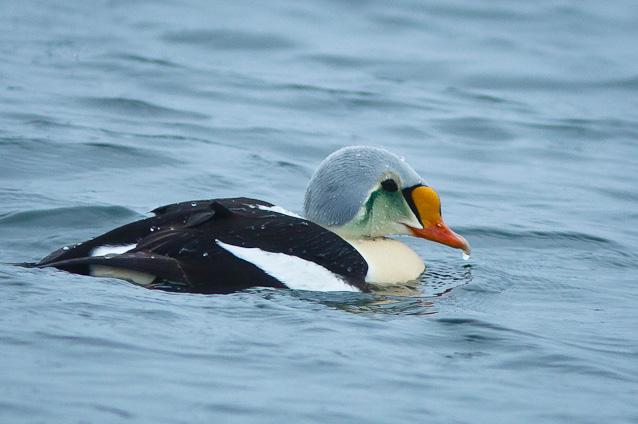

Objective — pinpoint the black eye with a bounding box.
[381,179,398,192]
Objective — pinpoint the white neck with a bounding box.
[345,238,425,285]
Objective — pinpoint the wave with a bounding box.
[162,29,296,50]
[0,205,140,228]
[77,97,208,120]
[457,227,618,250]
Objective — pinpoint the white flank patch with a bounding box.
[90,265,156,286]
[216,240,359,292]
[256,204,302,218]
[91,244,137,257]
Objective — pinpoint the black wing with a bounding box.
[35,197,267,266]
[33,198,369,294]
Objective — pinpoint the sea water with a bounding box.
[1,1,637,423]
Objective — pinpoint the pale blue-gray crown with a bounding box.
[303,146,423,227]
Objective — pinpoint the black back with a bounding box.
[33,198,369,294]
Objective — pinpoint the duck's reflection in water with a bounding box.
[280,263,473,316]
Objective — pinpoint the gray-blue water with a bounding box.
[1,0,638,422]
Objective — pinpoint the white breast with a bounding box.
[346,238,425,285]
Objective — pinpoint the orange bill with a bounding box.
[404,185,471,255]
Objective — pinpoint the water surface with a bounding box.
[1,0,638,422]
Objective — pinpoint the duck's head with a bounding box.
[304,146,470,255]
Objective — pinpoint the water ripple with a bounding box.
[162,29,297,50]
[0,205,140,227]
[458,227,618,249]
[77,97,209,120]
[2,0,638,422]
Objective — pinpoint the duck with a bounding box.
[25,146,470,294]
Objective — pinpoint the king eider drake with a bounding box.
[26,146,470,294]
